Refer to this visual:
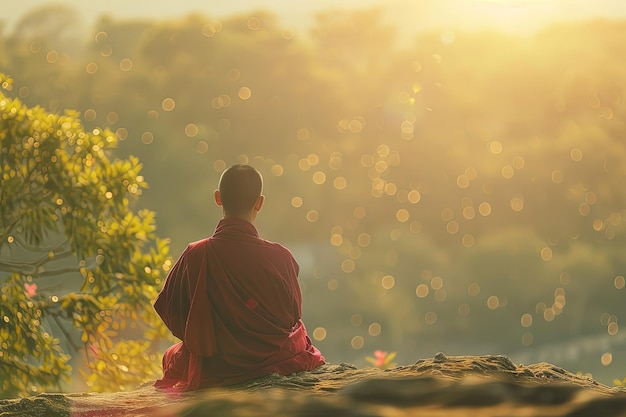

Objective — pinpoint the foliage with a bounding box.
[0,73,172,398]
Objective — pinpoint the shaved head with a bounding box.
[217,164,263,216]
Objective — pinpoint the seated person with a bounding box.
[154,164,325,390]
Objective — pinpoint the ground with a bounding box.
[2,353,626,417]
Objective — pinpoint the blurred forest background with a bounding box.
[1,2,625,387]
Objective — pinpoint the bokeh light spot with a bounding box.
[396,209,410,223]
[351,336,364,349]
[570,148,583,162]
[357,233,371,247]
[614,276,625,289]
[246,16,262,31]
[430,276,443,290]
[333,176,347,190]
[510,196,524,212]
[522,333,534,346]
[18,86,30,98]
[106,112,119,124]
[141,132,154,145]
[94,31,108,43]
[271,164,283,176]
[368,323,381,336]
[489,140,503,154]
[501,165,514,179]
[440,208,454,221]
[468,283,480,296]
[410,221,422,234]
[202,21,222,37]
[84,109,97,121]
[416,284,429,298]
[162,98,176,112]
[521,313,533,328]
[353,207,366,219]
[351,314,363,326]
[462,206,475,220]
[312,327,326,341]
[462,234,475,247]
[196,141,209,154]
[341,259,355,273]
[601,352,613,366]
[312,171,326,185]
[306,210,319,222]
[424,312,437,325]
[381,275,395,290]
[592,219,604,231]
[184,124,199,137]
[551,170,564,184]
[579,203,590,216]
[297,128,310,141]
[457,175,470,189]
[330,234,343,247]
[86,62,98,74]
[29,41,42,54]
[458,304,470,316]
[213,160,226,172]
[291,197,303,208]
[478,202,492,216]
[487,296,500,310]
[435,289,447,302]
[298,158,311,171]
[46,51,58,63]
[115,128,128,141]
[238,86,252,100]
[407,190,421,203]
[119,58,133,72]
[540,247,553,261]
[348,119,363,133]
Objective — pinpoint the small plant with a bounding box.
[366,350,397,369]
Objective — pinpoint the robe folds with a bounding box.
[154,217,325,390]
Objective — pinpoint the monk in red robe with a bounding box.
[154,164,325,390]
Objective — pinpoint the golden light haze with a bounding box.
[1,0,626,390]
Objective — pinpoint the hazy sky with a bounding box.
[6,0,626,38]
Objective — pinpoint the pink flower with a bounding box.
[374,350,388,367]
[24,283,37,298]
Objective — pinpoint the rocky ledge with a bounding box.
[2,353,625,417]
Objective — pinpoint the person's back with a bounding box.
[154,164,324,390]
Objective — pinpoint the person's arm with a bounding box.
[154,247,191,340]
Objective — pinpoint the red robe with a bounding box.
[153,217,325,390]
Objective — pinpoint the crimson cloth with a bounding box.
[153,217,325,390]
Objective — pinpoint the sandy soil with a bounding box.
[2,353,626,417]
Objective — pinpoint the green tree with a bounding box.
[0,74,172,398]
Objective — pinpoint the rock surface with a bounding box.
[2,354,626,417]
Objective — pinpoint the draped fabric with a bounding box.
[153,217,325,390]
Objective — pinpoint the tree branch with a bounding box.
[0,259,37,275]
[0,355,59,379]
[33,248,73,268]
[36,267,82,278]
[50,313,82,354]
[10,234,70,253]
